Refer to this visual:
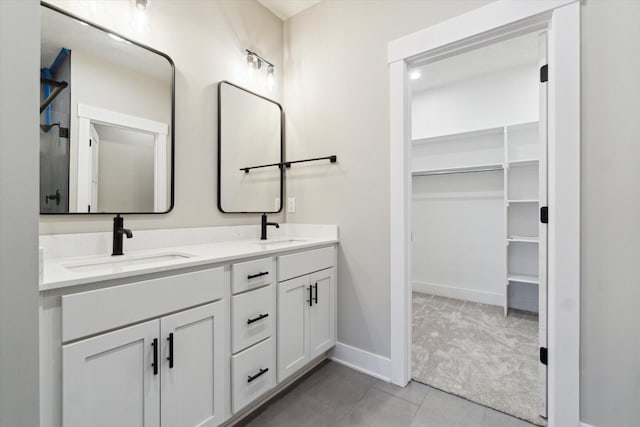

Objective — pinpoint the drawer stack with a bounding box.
[230,257,276,413]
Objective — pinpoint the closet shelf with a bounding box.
[413,126,503,145]
[508,159,538,167]
[412,163,503,176]
[507,199,539,204]
[508,274,539,284]
[413,120,538,145]
[507,236,539,244]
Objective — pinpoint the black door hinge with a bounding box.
[540,347,548,365]
[89,138,92,147]
[540,206,548,224]
[540,64,548,83]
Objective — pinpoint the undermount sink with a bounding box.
[252,239,308,246]
[64,252,194,273]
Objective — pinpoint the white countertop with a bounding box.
[40,224,338,291]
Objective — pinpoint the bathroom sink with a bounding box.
[252,239,308,246]
[64,252,194,273]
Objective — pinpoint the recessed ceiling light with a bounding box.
[410,70,422,80]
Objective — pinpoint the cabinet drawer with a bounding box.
[232,337,275,413]
[277,246,335,282]
[232,285,274,353]
[62,267,224,342]
[232,257,274,294]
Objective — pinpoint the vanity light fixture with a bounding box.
[410,70,422,80]
[245,49,276,92]
[267,64,276,91]
[130,0,150,32]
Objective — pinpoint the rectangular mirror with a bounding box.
[40,3,174,214]
[218,81,283,213]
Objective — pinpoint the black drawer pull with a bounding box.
[308,286,313,307]
[151,338,158,375]
[247,271,269,280]
[247,367,269,383]
[166,333,174,368]
[247,313,269,325]
[313,283,318,304]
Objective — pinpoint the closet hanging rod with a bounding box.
[413,166,503,177]
[240,155,337,173]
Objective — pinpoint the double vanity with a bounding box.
[38,4,340,426]
[39,224,338,427]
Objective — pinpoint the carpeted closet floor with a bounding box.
[412,292,545,426]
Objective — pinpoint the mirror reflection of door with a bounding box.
[92,123,155,213]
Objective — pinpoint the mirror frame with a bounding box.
[217,80,284,214]
[40,1,175,215]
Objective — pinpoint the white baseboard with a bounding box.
[413,281,503,306]
[329,342,391,382]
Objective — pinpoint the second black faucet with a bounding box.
[112,214,133,256]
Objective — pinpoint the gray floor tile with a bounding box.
[483,408,539,427]
[410,388,485,427]
[239,362,537,427]
[372,379,431,405]
[297,363,375,418]
[264,393,344,427]
[338,387,420,427]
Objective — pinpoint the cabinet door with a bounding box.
[160,301,226,427]
[277,275,310,383]
[62,320,160,427]
[308,268,336,359]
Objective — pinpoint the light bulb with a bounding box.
[130,0,150,32]
[267,65,276,91]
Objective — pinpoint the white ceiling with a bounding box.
[257,0,320,21]
[410,32,539,93]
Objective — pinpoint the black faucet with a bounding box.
[112,214,133,256]
[260,213,279,240]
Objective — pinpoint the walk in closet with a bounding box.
[409,32,548,424]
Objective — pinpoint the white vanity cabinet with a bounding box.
[53,268,228,427]
[62,319,161,427]
[230,257,277,414]
[39,232,339,427]
[277,247,336,383]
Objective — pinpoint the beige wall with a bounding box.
[581,1,640,425]
[284,0,640,425]
[283,0,491,361]
[0,1,40,425]
[40,0,285,233]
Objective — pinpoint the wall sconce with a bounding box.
[245,49,276,92]
[130,0,149,32]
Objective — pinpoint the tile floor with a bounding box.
[239,361,537,427]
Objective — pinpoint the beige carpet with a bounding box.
[412,292,546,426]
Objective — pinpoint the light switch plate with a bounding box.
[287,197,296,213]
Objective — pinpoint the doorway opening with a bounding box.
[409,31,547,425]
[388,2,581,426]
